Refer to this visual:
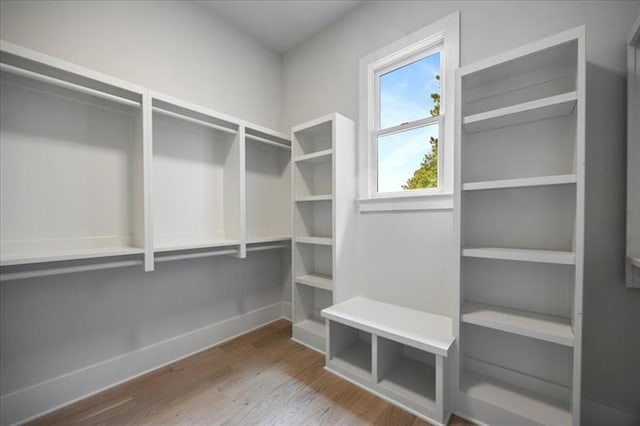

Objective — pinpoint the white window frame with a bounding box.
[358,12,459,212]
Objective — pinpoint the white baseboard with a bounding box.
[281,301,292,320]
[0,302,287,426]
[582,398,640,426]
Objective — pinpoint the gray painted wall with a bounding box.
[281,0,640,416]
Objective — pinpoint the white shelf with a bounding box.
[0,247,145,267]
[295,194,333,202]
[295,149,332,164]
[296,274,333,291]
[294,318,325,338]
[462,247,575,265]
[322,297,454,357]
[154,239,239,253]
[331,338,372,379]
[246,235,291,244]
[463,92,577,134]
[461,302,574,346]
[461,370,571,426]
[246,134,290,150]
[463,174,576,191]
[295,236,333,246]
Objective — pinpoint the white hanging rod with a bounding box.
[0,63,141,108]
[152,107,238,135]
[246,244,289,252]
[0,259,143,282]
[155,248,238,263]
[246,134,291,149]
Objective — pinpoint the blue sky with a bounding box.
[378,52,440,192]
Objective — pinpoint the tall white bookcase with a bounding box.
[454,27,585,426]
[291,113,356,352]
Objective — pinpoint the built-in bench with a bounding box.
[321,297,455,425]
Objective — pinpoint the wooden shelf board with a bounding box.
[462,247,575,265]
[294,149,332,164]
[154,239,239,253]
[322,297,454,357]
[463,92,577,134]
[295,194,333,202]
[246,235,291,244]
[461,370,572,426]
[295,236,333,246]
[294,318,325,338]
[295,274,333,291]
[463,174,576,191]
[245,134,290,150]
[0,246,144,266]
[461,302,574,346]
[379,357,436,410]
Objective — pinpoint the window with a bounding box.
[358,12,459,212]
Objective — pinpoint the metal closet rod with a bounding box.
[152,106,238,135]
[0,63,141,108]
[246,244,289,252]
[154,248,238,263]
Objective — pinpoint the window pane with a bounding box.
[379,52,441,130]
[377,123,439,193]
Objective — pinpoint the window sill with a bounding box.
[357,192,453,213]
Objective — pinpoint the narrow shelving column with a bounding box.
[454,27,585,426]
[291,113,356,352]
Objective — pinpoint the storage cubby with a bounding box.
[462,185,576,252]
[455,27,584,426]
[0,60,145,266]
[292,282,332,351]
[328,321,372,380]
[460,324,573,426]
[293,160,332,199]
[152,97,240,252]
[294,200,332,240]
[377,337,436,410]
[245,128,291,243]
[293,120,332,156]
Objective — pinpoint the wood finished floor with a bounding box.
[29,320,473,425]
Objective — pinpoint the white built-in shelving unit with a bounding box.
[454,27,585,426]
[627,15,640,288]
[0,41,151,271]
[0,41,292,280]
[322,297,454,425]
[291,113,355,352]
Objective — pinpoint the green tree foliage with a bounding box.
[402,75,440,190]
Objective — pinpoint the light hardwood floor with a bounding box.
[29,320,473,425]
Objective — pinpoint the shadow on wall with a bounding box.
[582,62,640,418]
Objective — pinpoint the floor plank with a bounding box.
[28,320,473,425]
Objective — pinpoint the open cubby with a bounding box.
[0,69,145,265]
[328,321,372,380]
[377,337,436,410]
[295,200,332,239]
[294,160,332,198]
[463,184,576,252]
[293,120,332,156]
[293,280,332,351]
[246,133,291,242]
[152,103,240,252]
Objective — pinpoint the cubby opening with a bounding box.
[0,70,145,265]
[377,337,436,409]
[295,200,332,239]
[246,136,291,242]
[463,184,576,252]
[294,160,332,198]
[152,107,240,252]
[293,120,332,156]
[293,282,331,340]
[460,324,573,425]
[328,321,372,379]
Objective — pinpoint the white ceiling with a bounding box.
[198,0,364,54]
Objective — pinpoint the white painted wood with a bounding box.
[154,248,238,263]
[291,113,356,352]
[463,92,577,134]
[627,14,640,288]
[455,27,585,426]
[153,240,240,253]
[0,247,145,267]
[461,302,574,346]
[463,174,576,191]
[462,247,575,265]
[322,297,454,357]
[0,259,144,282]
[295,274,333,291]
[245,134,290,150]
[245,235,291,244]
